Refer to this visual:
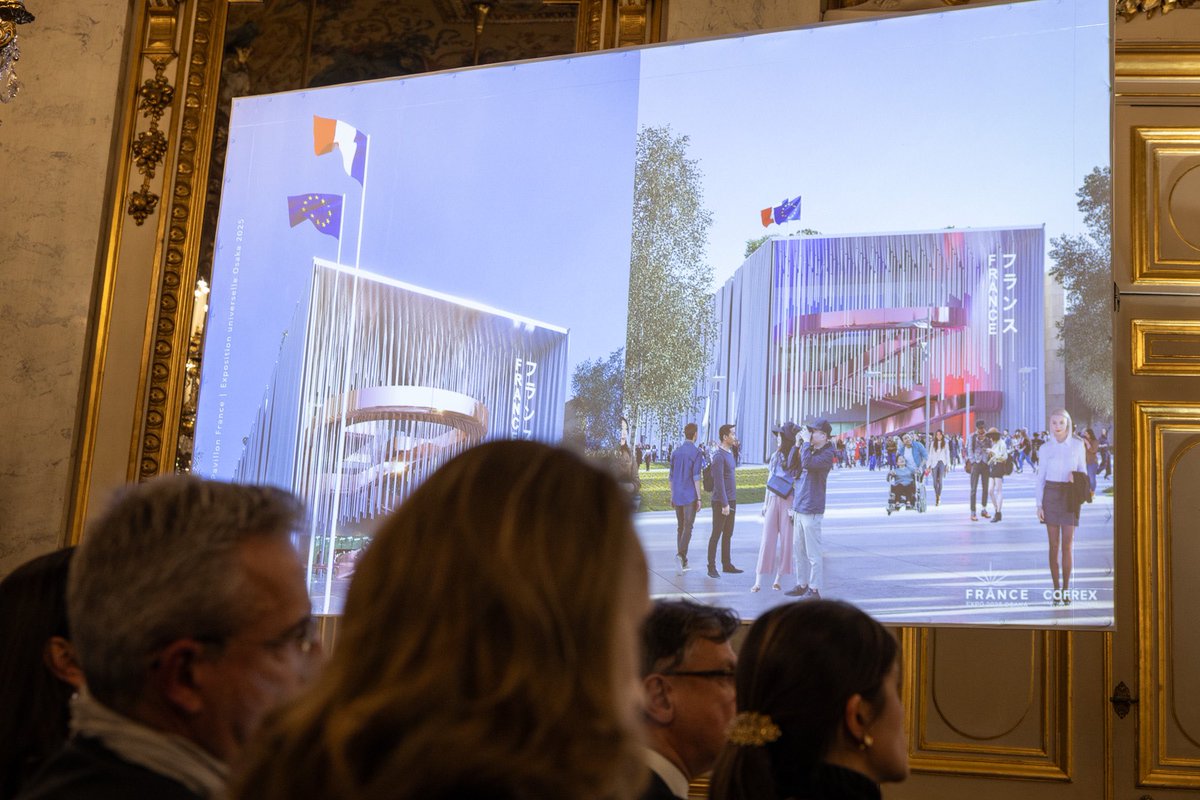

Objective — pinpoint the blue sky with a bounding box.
[636,0,1110,284]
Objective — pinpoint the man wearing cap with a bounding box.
[967,419,992,522]
[668,422,705,574]
[786,419,837,599]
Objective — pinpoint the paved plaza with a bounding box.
[636,463,1114,628]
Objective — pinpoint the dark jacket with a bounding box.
[638,771,681,800]
[710,447,737,507]
[790,442,836,515]
[783,762,881,800]
[16,737,204,800]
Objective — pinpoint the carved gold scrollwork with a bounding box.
[126,1,180,225]
[616,0,649,48]
[128,66,175,225]
[1116,0,1197,21]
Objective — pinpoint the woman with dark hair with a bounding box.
[1081,428,1100,494]
[985,427,1009,523]
[0,547,82,799]
[927,430,950,507]
[234,441,650,800]
[754,422,798,592]
[709,599,907,800]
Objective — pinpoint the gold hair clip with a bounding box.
[727,711,782,746]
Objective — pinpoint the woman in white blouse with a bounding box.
[1035,409,1089,605]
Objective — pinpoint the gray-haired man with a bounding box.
[638,599,739,800]
[19,475,319,800]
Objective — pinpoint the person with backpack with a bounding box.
[706,424,742,579]
[668,423,705,575]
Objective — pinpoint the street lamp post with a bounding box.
[864,369,882,438]
[1018,367,1036,431]
[912,317,933,445]
[923,338,931,445]
[707,375,726,445]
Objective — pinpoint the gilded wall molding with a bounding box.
[136,0,229,480]
[1133,402,1200,787]
[576,0,607,51]
[904,628,1072,780]
[576,0,662,52]
[1116,45,1200,81]
[1130,127,1200,283]
[1131,319,1200,374]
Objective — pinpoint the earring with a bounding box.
[858,733,874,751]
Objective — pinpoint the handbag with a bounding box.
[963,459,972,475]
[1070,471,1092,507]
[767,472,793,498]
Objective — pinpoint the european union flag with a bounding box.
[287,193,343,238]
[773,196,802,225]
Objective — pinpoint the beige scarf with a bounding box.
[70,689,229,798]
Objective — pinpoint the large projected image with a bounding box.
[196,0,1111,624]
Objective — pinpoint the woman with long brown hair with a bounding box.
[234,441,650,800]
[927,430,950,507]
[985,428,1009,523]
[754,422,798,592]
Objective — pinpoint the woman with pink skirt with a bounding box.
[754,422,798,592]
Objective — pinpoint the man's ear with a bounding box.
[642,674,676,725]
[150,639,208,716]
[43,636,85,690]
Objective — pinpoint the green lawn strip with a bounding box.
[636,466,769,513]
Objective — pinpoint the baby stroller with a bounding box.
[885,469,927,514]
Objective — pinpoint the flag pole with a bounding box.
[323,134,370,615]
[336,193,345,266]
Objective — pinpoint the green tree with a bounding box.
[745,235,770,258]
[746,228,823,259]
[569,348,625,452]
[625,126,716,439]
[1049,166,1112,420]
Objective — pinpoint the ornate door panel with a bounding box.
[888,628,1106,800]
[1110,295,1200,797]
[1110,27,1200,798]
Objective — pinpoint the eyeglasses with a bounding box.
[661,669,737,682]
[198,615,319,657]
[261,616,319,656]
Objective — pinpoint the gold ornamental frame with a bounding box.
[72,9,1193,794]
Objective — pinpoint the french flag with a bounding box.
[313,116,368,185]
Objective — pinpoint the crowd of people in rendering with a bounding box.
[658,408,1109,609]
